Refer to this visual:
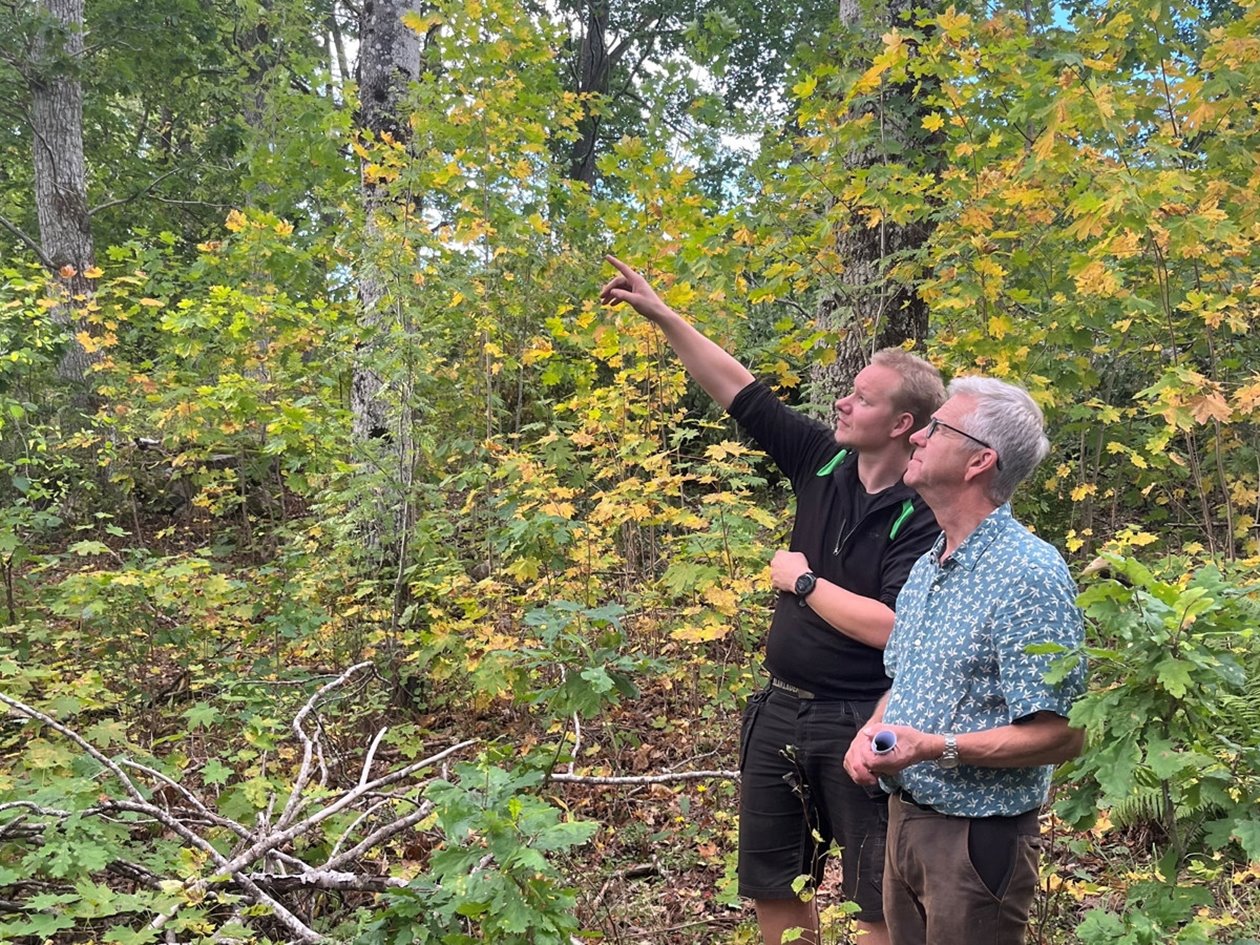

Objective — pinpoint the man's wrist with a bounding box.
[936,733,960,768]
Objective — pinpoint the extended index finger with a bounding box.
[604,254,637,280]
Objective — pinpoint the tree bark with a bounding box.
[350,0,428,560]
[809,0,933,411]
[29,0,97,384]
[568,0,612,185]
[352,0,426,447]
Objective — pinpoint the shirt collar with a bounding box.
[931,503,1013,571]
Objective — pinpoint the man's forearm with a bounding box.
[954,712,1084,767]
[651,309,754,411]
[872,711,1083,773]
[806,579,895,649]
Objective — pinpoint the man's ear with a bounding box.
[962,448,999,482]
[890,412,916,440]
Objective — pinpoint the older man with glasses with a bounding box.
[843,376,1087,945]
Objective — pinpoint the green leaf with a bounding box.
[68,540,112,556]
[103,925,161,945]
[201,758,233,786]
[1153,658,1194,698]
[183,702,221,729]
[1145,737,1188,780]
[1232,815,1260,861]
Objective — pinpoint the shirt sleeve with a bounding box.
[993,561,1087,722]
[727,379,837,488]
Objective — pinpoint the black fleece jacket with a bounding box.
[729,380,941,701]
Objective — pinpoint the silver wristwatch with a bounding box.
[937,733,960,769]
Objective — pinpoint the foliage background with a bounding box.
[1,0,1259,941]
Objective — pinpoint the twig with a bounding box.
[321,802,438,874]
[280,661,373,830]
[549,769,738,785]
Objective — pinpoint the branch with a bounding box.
[249,869,409,893]
[549,769,739,786]
[0,213,51,268]
[279,661,373,830]
[89,166,185,217]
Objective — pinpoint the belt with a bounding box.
[769,676,816,700]
[895,787,939,813]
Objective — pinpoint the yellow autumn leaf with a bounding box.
[670,622,732,643]
[704,586,739,616]
[1233,379,1260,413]
[1070,483,1097,502]
[1032,129,1056,160]
[522,339,554,365]
[224,209,247,232]
[400,10,443,35]
[793,74,818,99]
[922,113,945,133]
[987,314,1012,340]
[84,266,104,279]
[937,6,971,37]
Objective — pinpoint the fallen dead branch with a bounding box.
[0,665,739,943]
[0,664,477,943]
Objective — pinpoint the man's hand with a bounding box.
[600,255,673,324]
[845,724,944,785]
[843,728,883,786]
[770,550,812,594]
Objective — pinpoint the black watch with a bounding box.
[793,571,818,606]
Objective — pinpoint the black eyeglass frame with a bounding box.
[924,417,1003,470]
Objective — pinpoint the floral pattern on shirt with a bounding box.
[883,503,1087,817]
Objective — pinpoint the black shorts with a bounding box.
[737,685,888,921]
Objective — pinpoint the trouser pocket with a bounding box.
[966,810,1042,898]
[739,687,771,772]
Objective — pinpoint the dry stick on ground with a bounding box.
[0,678,477,942]
[2,677,739,942]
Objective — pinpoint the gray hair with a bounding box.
[947,376,1050,504]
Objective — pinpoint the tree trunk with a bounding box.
[30,0,97,384]
[809,0,933,411]
[352,0,426,447]
[351,0,427,560]
[568,0,611,185]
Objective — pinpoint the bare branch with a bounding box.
[549,769,739,786]
[0,212,52,268]
[321,799,434,873]
[280,662,373,829]
[359,726,389,788]
[88,166,184,217]
[0,693,148,804]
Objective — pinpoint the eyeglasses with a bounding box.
[924,417,1002,470]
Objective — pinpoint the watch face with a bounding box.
[794,573,816,596]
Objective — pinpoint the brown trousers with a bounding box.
[884,792,1043,945]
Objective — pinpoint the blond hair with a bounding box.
[871,348,946,432]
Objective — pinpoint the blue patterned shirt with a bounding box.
[882,504,1086,816]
